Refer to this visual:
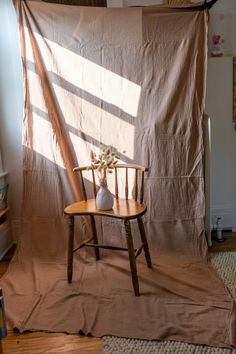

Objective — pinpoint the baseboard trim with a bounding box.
[212,203,236,230]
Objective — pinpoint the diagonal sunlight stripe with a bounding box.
[25,111,66,169]
[24,25,135,166]
[30,104,134,165]
[27,69,135,160]
[27,70,48,113]
[26,58,135,127]
[31,30,141,118]
[52,83,135,160]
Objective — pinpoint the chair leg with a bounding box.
[137,217,152,268]
[67,215,74,283]
[90,215,100,261]
[124,219,140,296]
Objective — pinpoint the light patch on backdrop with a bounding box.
[27,70,48,113]
[69,131,135,196]
[24,64,64,169]
[53,84,135,160]
[24,26,136,168]
[31,112,65,169]
[32,32,141,118]
[68,132,100,167]
[24,26,34,62]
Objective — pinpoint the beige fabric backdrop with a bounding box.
[1,0,235,348]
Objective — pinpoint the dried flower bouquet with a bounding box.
[90,146,119,185]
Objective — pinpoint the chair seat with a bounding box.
[64,198,146,219]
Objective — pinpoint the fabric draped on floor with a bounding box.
[1,0,235,348]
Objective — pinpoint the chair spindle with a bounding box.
[125,168,128,200]
[115,168,119,199]
[91,168,97,198]
[134,169,138,201]
[140,171,144,204]
[79,170,87,201]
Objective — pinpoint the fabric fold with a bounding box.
[1,1,235,348]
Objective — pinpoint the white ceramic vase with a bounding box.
[96,180,114,210]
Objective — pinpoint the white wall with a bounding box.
[107,0,162,7]
[206,58,236,229]
[206,1,236,230]
[0,0,23,240]
[107,0,124,6]
[123,0,162,5]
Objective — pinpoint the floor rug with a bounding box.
[102,252,236,353]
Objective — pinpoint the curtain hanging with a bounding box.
[1,0,235,348]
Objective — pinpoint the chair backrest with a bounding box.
[73,164,148,204]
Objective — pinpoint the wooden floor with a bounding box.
[209,231,236,253]
[0,232,236,354]
[0,246,102,354]
[1,332,101,354]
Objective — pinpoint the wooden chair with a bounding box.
[64,164,152,296]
